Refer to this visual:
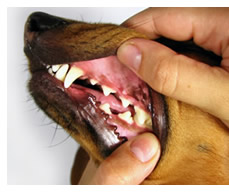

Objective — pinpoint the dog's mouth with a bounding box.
[24,12,168,158]
[46,56,153,138]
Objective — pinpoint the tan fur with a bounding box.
[143,97,229,184]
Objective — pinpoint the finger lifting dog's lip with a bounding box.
[24,12,168,159]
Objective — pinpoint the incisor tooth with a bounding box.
[48,68,54,76]
[120,97,131,108]
[118,111,133,124]
[64,66,84,88]
[134,106,152,129]
[90,79,98,85]
[55,64,69,81]
[99,103,111,114]
[101,85,116,96]
[52,64,61,72]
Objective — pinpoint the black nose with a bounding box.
[26,12,68,33]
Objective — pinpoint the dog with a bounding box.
[24,12,229,184]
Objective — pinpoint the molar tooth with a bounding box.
[101,85,116,96]
[90,79,98,85]
[55,64,69,81]
[52,64,61,72]
[118,111,133,124]
[99,103,111,115]
[134,106,152,129]
[64,66,84,88]
[120,97,131,108]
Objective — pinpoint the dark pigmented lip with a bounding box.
[24,12,169,159]
[29,71,127,157]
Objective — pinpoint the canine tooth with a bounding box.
[46,65,50,69]
[134,106,152,129]
[55,64,69,81]
[120,97,131,108]
[101,85,116,96]
[52,64,61,72]
[118,111,133,124]
[99,103,111,115]
[90,79,98,85]
[64,66,84,88]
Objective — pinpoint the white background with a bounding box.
[7,7,146,185]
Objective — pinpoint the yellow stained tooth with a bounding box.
[99,103,111,114]
[52,64,61,72]
[90,79,98,85]
[118,111,133,124]
[134,106,152,129]
[120,97,131,108]
[101,85,116,96]
[55,64,69,81]
[64,67,84,88]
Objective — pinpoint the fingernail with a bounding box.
[117,42,142,71]
[130,133,160,163]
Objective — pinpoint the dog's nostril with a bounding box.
[27,12,67,32]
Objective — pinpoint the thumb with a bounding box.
[117,38,229,122]
[90,133,161,185]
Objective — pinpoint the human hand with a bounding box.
[79,133,160,185]
[117,8,229,128]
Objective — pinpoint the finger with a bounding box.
[90,133,161,185]
[123,8,229,58]
[78,159,98,185]
[117,38,229,122]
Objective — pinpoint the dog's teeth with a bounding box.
[120,97,131,108]
[118,111,133,124]
[48,68,54,76]
[90,79,98,85]
[52,64,61,72]
[101,85,116,96]
[64,66,84,88]
[99,103,111,114]
[134,106,152,129]
[55,64,69,81]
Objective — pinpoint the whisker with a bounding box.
[39,121,54,126]
[47,131,73,148]
[50,121,59,145]
[124,18,152,29]
[80,14,84,22]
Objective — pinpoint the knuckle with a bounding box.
[152,54,180,97]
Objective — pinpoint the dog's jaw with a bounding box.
[24,12,229,184]
[24,12,169,161]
